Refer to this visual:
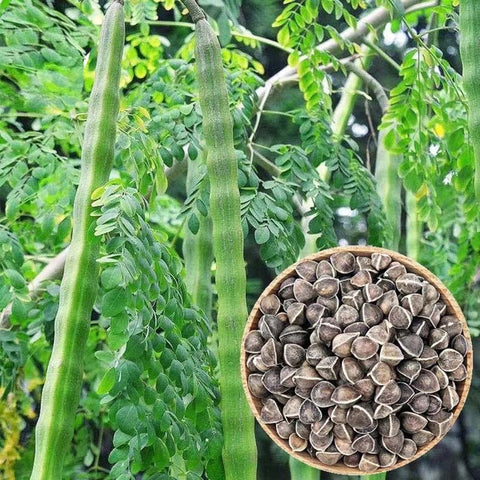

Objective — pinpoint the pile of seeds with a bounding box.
[244,251,470,472]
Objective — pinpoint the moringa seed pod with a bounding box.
[289,433,308,452]
[379,343,404,366]
[333,423,355,442]
[379,448,397,467]
[312,417,334,436]
[429,328,449,350]
[261,338,283,367]
[417,346,438,368]
[401,293,424,316]
[295,421,311,440]
[384,262,406,281]
[378,414,400,437]
[448,364,467,382]
[344,452,362,467]
[397,360,422,383]
[438,315,463,337]
[330,251,355,274]
[286,302,306,326]
[351,270,372,288]
[371,252,392,271]
[247,373,269,398]
[343,290,365,310]
[398,438,417,460]
[276,419,296,439]
[299,399,322,424]
[397,334,424,358]
[314,276,340,298]
[377,290,399,315]
[351,336,379,360]
[259,314,285,340]
[335,437,356,456]
[359,453,380,472]
[438,348,464,372]
[294,365,320,390]
[381,430,404,455]
[279,325,309,346]
[316,318,342,344]
[451,334,469,356]
[331,385,362,407]
[427,410,453,436]
[347,403,374,430]
[363,283,384,303]
[283,343,306,367]
[427,395,442,415]
[306,303,327,327]
[278,277,295,299]
[316,445,343,465]
[311,380,335,408]
[441,385,459,411]
[340,357,364,384]
[332,332,359,358]
[306,343,330,366]
[317,260,336,278]
[296,260,318,282]
[261,398,283,424]
[283,395,303,419]
[279,366,297,389]
[375,380,402,406]
[293,278,317,303]
[412,369,440,394]
[396,273,423,294]
[310,431,334,451]
[412,429,435,446]
[354,378,376,401]
[399,411,428,433]
[316,356,341,381]
[344,322,369,336]
[388,305,412,329]
[335,305,360,328]
[360,303,384,327]
[244,330,264,353]
[260,294,281,315]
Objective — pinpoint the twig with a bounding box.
[362,38,402,71]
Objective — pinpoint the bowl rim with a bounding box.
[240,245,473,475]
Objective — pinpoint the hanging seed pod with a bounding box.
[411,318,430,339]
[344,322,369,335]
[283,395,303,419]
[439,315,463,337]
[316,445,343,465]
[441,385,459,411]
[417,346,438,368]
[276,420,296,439]
[312,417,334,436]
[399,411,428,433]
[259,314,285,340]
[295,420,311,440]
[335,437,356,456]
[314,276,340,298]
[284,343,306,367]
[332,332,359,358]
[299,399,322,424]
[340,357,364,384]
[317,318,342,344]
[427,395,442,415]
[377,290,399,315]
[333,423,355,442]
[379,448,397,467]
[363,283,384,303]
[412,429,435,446]
[261,398,283,423]
[397,360,422,383]
[388,305,412,329]
[294,364,320,390]
[431,365,449,390]
[260,338,283,367]
[452,334,469,356]
[449,364,468,382]
[306,343,329,366]
[310,431,334,451]
[296,260,318,282]
[351,337,379,361]
[427,410,453,436]
[438,348,464,372]
[353,433,377,454]
[354,378,376,401]
[412,369,440,394]
[397,334,424,358]
[311,381,335,408]
[401,293,424,316]
[331,251,355,274]
[286,302,306,326]
[396,273,423,294]
[347,403,374,430]
[279,325,309,346]
[316,259,336,278]
[379,343,404,366]
[397,382,415,405]
[278,277,295,299]
[378,414,400,437]
[375,380,402,406]
[335,305,360,328]
[332,385,362,407]
[279,366,297,389]
[244,330,265,353]
[260,294,281,315]
[306,303,327,327]
[316,356,341,381]
[360,303,384,327]
[316,295,340,314]
[247,373,269,398]
[429,328,449,350]
[366,323,391,345]
[252,355,270,373]
[381,430,404,454]
[351,270,372,288]
[293,278,317,303]
[289,433,308,452]
[398,438,417,460]
[371,252,392,271]
[409,393,430,414]
[359,453,380,472]
[344,452,362,467]
[343,290,365,310]
[384,262,406,281]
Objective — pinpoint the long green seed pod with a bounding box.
[183,153,214,317]
[182,1,257,479]
[406,191,421,260]
[460,0,480,201]
[289,456,320,480]
[30,3,124,478]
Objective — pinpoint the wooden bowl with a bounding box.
[240,246,473,475]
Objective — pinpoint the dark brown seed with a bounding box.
[439,315,463,338]
[441,386,459,410]
[398,438,417,460]
[283,395,303,419]
[289,433,308,452]
[316,295,340,314]
[351,337,379,360]
[347,403,374,430]
[331,251,355,274]
[333,423,355,442]
[306,343,330,366]
[344,322,369,336]
[335,304,360,328]
[284,344,306,367]
[359,354,380,372]
[278,277,295,299]
[384,262,406,281]
[332,332,359,358]
[448,364,468,382]
[412,429,435,446]
[314,276,340,298]
[286,302,305,326]
[260,294,281,315]
[438,348,464,372]
[316,445,343,465]
[332,385,362,407]
[246,354,258,372]
[277,312,288,323]
[412,369,440,394]
[263,367,288,394]
[431,365,449,390]
[363,283,384,303]
[418,303,441,328]
[295,420,311,440]
[359,453,380,472]
[373,404,395,420]
[368,361,394,386]
[397,360,422,383]
[252,355,269,373]
[377,290,399,315]
[316,318,342,345]
[351,270,372,288]
[401,293,424,316]
[410,393,430,414]
[311,381,335,408]
[417,346,438,368]
[452,334,469,356]
[316,356,341,381]
[293,278,317,303]
[381,430,404,454]
[388,305,412,329]
[340,278,355,295]
[427,394,442,415]
[260,338,282,367]
[378,414,400,437]
[397,382,415,405]
[330,405,348,424]
[397,334,424,358]
[427,410,453,436]
[343,290,365,310]
[295,386,313,400]
[360,303,384,327]
[340,357,364,384]
[379,343,404,366]
[276,420,296,439]
[429,328,449,350]
[247,373,269,398]
[279,366,297,389]
[279,325,309,346]
[354,378,376,401]
[299,399,322,424]
[376,278,396,292]
[309,431,334,451]
[283,299,296,310]
[379,448,397,467]
[400,411,428,433]
[356,255,375,272]
[396,273,423,294]
[422,281,440,303]
[344,452,361,467]
[259,314,285,340]
[334,437,355,456]
[244,330,264,353]
[312,417,334,436]
[375,380,402,405]
[366,323,391,345]
[316,260,336,278]
[260,398,283,423]
[371,252,392,271]
[410,318,430,339]
[293,364,320,390]
[306,303,328,327]
[296,260,318,282]
[353,434,377,454]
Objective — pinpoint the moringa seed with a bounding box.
[356,255,376,272]
[412,429,435,446]
[368,361,394,386]
[316,260,336,278]
[252,354,269,373]
[371,252,392,271]
[279,325,309,346]
[283,343,306,367]
[417,346,438,368]
[259,314,285,340]
[332,332,359,358]
[427,410,453,436]
[286,302,306,326]
[388,305,412,329]
[344,452,362,467]
[452,334,469,356]
[418,303,441,328]
[295,421,311,440]
[377,290,399,315]
[289,433,308,452]
[410,318,430,339]
[359,453,380,472]
[335,437,356,456]
[340,278,355,295]
[330,405,348,424]
[429,328,449,350]
[397,382,415,405]
[293,364,320,390]
[409,393,430,414]
[422,281,440,303]
[314,276,340,298]
[396,273,423,294]
[448,364,467,382]
[261,398,283,424]
[397,334,424,358]
[360,303,384,327]
[332,385,362,407]
[366,323,391,345]
[438,348,464,372]
[333,422,355,442]
[373,404,395,420]
[279,366,298,389]
[379,343,404,366]
[400,411,428,433]
[439,315,463,338]
[351,270,372,288]
[276,420,296,439]
[397,360,422,383]
[306,303,327,327]
[316,445,343,465]
[363,283,384,303]
[263,367,288,394]
[278,277,295,299]
[283,395,303,419]
[299,399,322,424]
[261,338,283,367]
[331,251,355,274]
[412,369,440,394]
[359,354,380,372]
[401,293,424,316]
[427,394,442,415]
[343,290,365,310]
[316,318,342,344]
[293,278,317,303]
[260,294,281,315]
[376,278,396,292]
[375,380,402,405]
[247,373,269,398]
[244,330,264,353]
[381,430,404,454]
[306,343,330,366]
[344,322,369,336]
[296,260,318,282]
[311,381,335,408]
[352,433,377,454]
[378,414,400,437]
[441,385,459,411]
[379,448,397,467]
[347,403,374,430]
[340,357,364,384]
[351,337,379,361]
[316,295,340,314]
[309,431,334,451]
[295,386,313,400]
[398,438,417,460]
[335,305,360,328]
[312,417,334,436]
[354,378,376,401]
[316,356,341,381]
[384,262,406,281]
[431,365,449,390]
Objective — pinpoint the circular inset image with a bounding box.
[241,246,472,474]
